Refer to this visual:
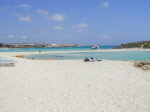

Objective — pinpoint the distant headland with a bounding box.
[113,41,150,49]
[0,43,79,48]
[0,41,150,49]
[0,43,104,48]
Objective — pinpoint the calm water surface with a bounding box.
[1,46,149,61]
[26,51,150,61]
[0,46,116,52]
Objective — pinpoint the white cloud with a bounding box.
[37,9,48,15]
[71,23,89,29]
[22,36,26,39]
[18,4,32,8]
[50,13,66,21]
[53,26,63,30]
[13,13,31,22]
[101,35,111,38]
[77,23,89,28]
[101,2,109,8]
[8,35,13,38]
[77,29,83,32]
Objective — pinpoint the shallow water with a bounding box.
[26,51,150,61]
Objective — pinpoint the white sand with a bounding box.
[0,51,150,112]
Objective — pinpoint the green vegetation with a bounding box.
[115,41,150,49]
[0,43,3,47]
[0,43,79,48]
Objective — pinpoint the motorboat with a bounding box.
[91,45,99,49]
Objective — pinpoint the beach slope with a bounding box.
[0,52,150,112]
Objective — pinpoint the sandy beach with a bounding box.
[0,51,150,112]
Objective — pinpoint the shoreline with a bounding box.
[0,48,150,53]
[0,49,150,111]
[0,48,150,58]
[0,48,150,61]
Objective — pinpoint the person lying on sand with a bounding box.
[84,57,102,62]
[84,57,90,62]
[91,57,97,62]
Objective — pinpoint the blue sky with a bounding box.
[0,0,150,45]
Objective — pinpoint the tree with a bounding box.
[0,43,3,47]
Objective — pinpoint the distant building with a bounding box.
[51,43,56,46]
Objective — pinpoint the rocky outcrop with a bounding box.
[128,60,136,63]
[134,59,150,70]
[32,58,39,60]
[15,55,25,58]
[0,63,15,67]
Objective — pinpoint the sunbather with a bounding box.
[84,57,102,62]
[84,57,90,62]
[91,57,97,62]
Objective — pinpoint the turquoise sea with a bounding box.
[26,51,150,61]
[0,46,149,61]
[0,46,116,52]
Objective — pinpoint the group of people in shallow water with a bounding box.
[84,57,102,62]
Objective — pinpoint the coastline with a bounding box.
[0,48,150,54]
[0,50,150,111]
[0,48,150,61]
